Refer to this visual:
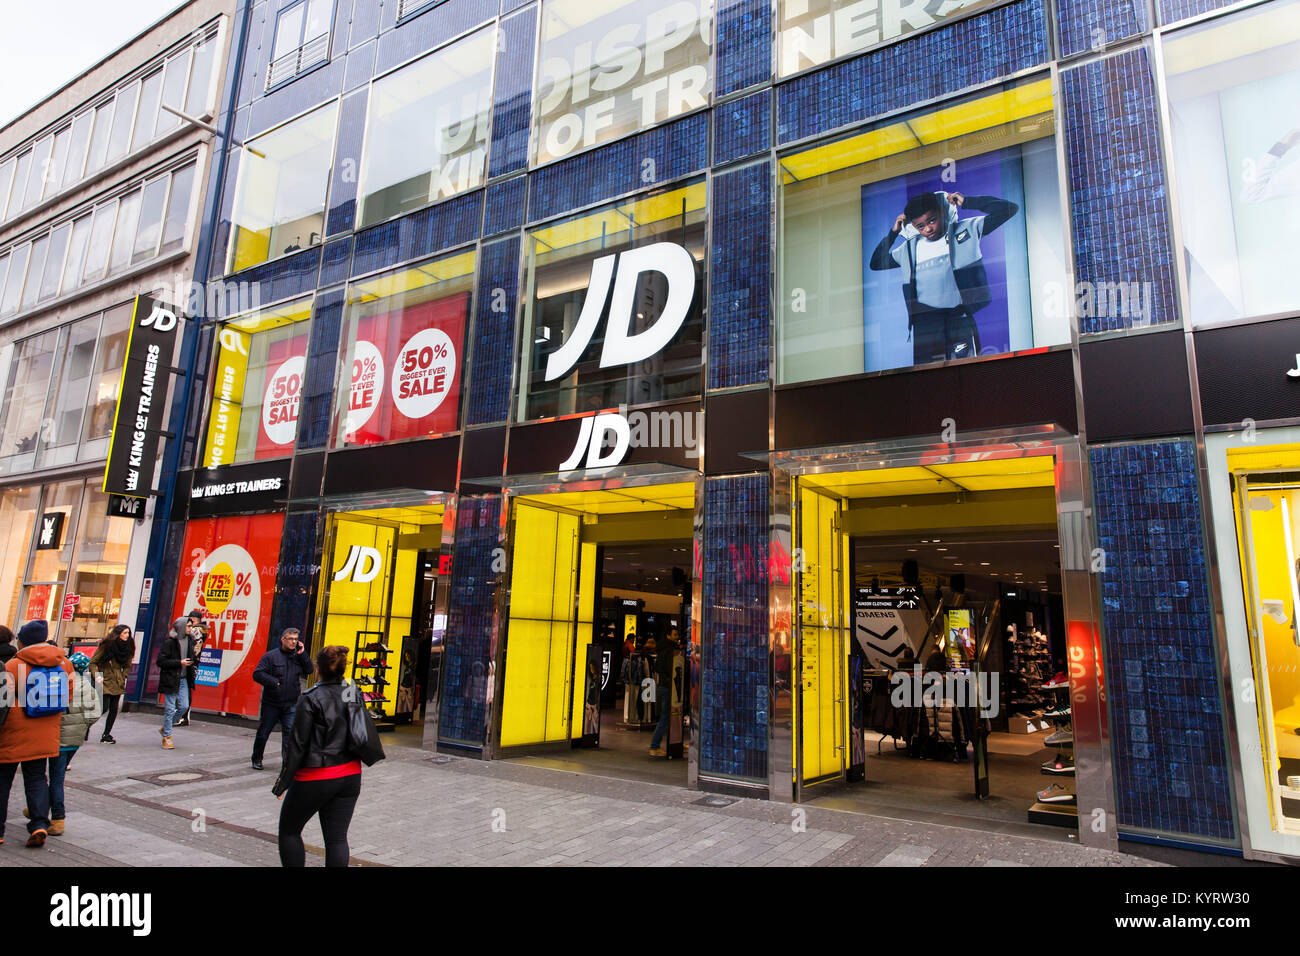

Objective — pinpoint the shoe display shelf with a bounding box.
[1027,677,1077,828]
[353,630,395,733]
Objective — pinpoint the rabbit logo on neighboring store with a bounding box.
[553,241,696,471]
[184,544,261,688]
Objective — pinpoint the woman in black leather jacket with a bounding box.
[273,645,362,867]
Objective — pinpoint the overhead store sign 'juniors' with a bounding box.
[535,0,713,165]
[103,296,182,498]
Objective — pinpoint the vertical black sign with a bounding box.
[103,296,182,498]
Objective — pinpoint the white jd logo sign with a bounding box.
[543,241,695,382]
[334,545,382,583]
[560,412,631,471]
[140,303,178,333]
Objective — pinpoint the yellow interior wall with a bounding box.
[381,530,417,719]
[1242,490,1300,733]
[500,503,580,748]
[799,484,845,782]
[322,519,397,702]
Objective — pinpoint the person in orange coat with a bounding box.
[0,620,74,848]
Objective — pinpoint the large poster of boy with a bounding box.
[861,147,1030,373]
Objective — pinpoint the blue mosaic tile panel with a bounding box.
[210,147,238,280]
[1090,439,1234,842]
[299,289,345,449]
[528,112,710,223]
[717,0,772,97]
[439,495,504,747]
[374,0,497,74]
[777,0,1049,144]
[1062,48,1179,332]
[1058,0,1150,58]
[318,236,353,288]
[503,0,532,13]
[344,38,376,90]
[466,236,520,425]
[710,161,770,389]
[235,5,271,110]
[326,89,367,236]
[332,0,354,49]
[350,190,483,276]
[714,90,770,167]
[488,6,538,178]
[350,0,383,46]
[268,511,323,641]
[483,175,526,236]
[251,59,344,135]
[701,473,769,780]
[1159,0,1235,23]
[221,247,322,313]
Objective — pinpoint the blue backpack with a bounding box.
[24,665,68,718]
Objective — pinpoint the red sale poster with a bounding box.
[255,333,309,460]
[169,513,285,717]
[342,292,468,446]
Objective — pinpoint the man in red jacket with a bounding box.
[0,620,74,848]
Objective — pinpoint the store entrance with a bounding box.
[314,502,447,745]
[794,452,1075,831]
[498,481,694,786]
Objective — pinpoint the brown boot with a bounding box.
[48,819,65,836]
[162,735,175,750]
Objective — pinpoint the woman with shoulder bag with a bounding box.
[90,625,134,744]
[273,645,382,867]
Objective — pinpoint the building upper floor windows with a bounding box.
[532,0,714,165]
[0,26,218,225]
[1162,0,1300,327]
[776,76,1069,383]
[356,26,495,229]
[0,301,135,476]
[267,0,333,89]
[202,298,315,467]
[227,101,338,273]
[0,160,197,322]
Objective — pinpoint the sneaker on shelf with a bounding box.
[1037,783,1076,804]
[1042,753,1075,774]
[1043,705,1072,720]
[1044,726,1073,746]
[1041,673,1068,690]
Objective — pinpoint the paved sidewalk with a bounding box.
[1,713,1157,867]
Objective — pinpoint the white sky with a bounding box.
[0,0,189,129]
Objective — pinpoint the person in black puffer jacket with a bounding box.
[273,645,368,867]
[250,628,313,770]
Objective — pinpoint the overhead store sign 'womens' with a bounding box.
[103,296,183,498]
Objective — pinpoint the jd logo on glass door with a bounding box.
[544,241,696,381]
[334,545,382,583]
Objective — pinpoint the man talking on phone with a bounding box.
[250,628,313,770]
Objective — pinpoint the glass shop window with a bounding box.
[356,26,494,228]
[533,0,713,165]
[517,179,706,421]
[203,298,314,467]
[1164,0,1300,325]
[776,76,1069,383]
[227,101,338,273]
[61,483,134,643]
[0,329,59,474]
[333,250,475,448]
[0,485,39,628]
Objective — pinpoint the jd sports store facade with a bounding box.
[147,0,1300,861]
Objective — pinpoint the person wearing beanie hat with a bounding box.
[16,619,48,646]
[0,625,16,667]
[0,618,73,848]
[42,652,102,836]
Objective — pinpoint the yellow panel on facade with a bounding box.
[570,541,598,734]
[799,485,845,783]
[1228,443,1300,474]
[500,502,580,748]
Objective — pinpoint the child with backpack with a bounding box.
[44,652,103,835]
[0,620,74,848]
